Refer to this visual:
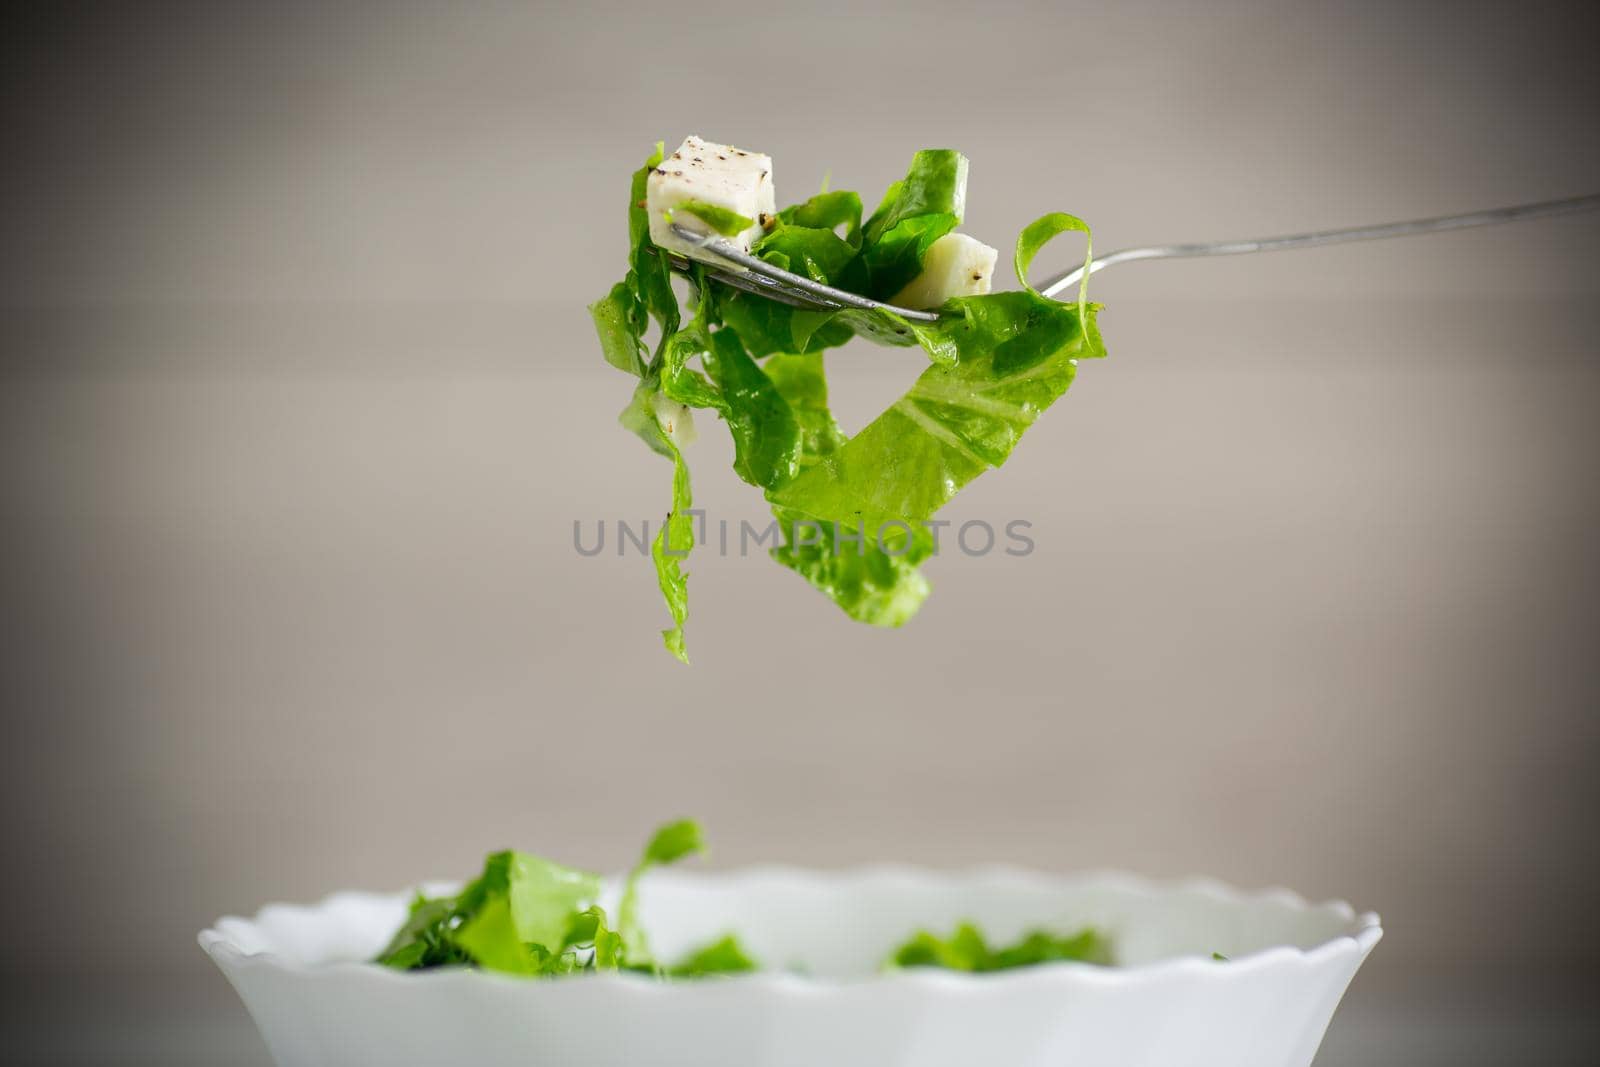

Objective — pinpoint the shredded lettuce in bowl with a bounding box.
[376,820,1113,980]
[375,820,757,978]
[591,144,1105,662]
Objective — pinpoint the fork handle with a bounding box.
[1037,194,1600,299]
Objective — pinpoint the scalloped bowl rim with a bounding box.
[200,864,1382,991]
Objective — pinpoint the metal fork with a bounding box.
[662,194,1600,331]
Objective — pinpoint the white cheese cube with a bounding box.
[889,232,999,310]
[647,135,775,265]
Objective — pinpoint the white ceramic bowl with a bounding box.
[201,867,1380,1067]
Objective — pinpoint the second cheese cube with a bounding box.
[889,232,999,310]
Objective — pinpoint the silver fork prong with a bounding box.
[647,240,843,310]
[668,223,942,323]
[706,265,840,310]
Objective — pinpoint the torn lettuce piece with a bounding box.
[619,378,695,664]
[628,143,682,341]
[758,217,1099,623]
[589,281,648,377]
[766,314,1100,621]
[498,853,603,952]
[658,282,804,490]
[652,449,694,664]
[754,216,860,284]
[888,923,1113,972]
[374,849,601,977]
[455,896,541,975]
[768,210,1100,534]
[592,147,702,661]
[760,352,846,471]
[666,934,759,977]
[701,329,802,489]
[373,893,471,971]
[712,201,864,359]
[374,820,755,980]
[618,819,706,964]
[780,188,863,236]
[860,149,968,298]
[715,286,856,357]
[768,509,932,627]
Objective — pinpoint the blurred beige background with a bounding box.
[2,1,1597,1064]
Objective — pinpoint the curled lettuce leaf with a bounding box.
[860,149,968,298]
[617,819,705,962]
[764,220,1102,625]
[589,282,647,377]
[591,147,705,663]
[618,379,694,663]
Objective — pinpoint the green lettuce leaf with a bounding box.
[374,821,756,980]
[746,349,933,625]
[860,149,967,298]
[754,218,860,284]
[373,893,470,970]
[701,329,802,489]
[375,849,601,976]
[591,146,709,662]
[888,923,1113,972]
[714,287,855,357]
[652,449,693,663]
[666,934,759,977]
[500,852,603,951]
[768,507,932,626]
[627,142,680,338]
[659,281,804,491]
[780,189,863,236]
[562,906,625,971]
[455,896,541,975]
[589,281,647,377]
[619,379,695,663]
[764,220,1102,620]
[777,297,1100,532]
[618,819,706,962]
[761,353,845,470]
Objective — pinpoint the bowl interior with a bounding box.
[213,868,1373,980]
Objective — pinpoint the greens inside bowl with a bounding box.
[376,821,1112,979]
